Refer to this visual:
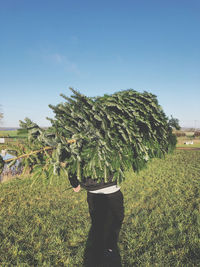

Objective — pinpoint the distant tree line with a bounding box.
[174,131,200,137]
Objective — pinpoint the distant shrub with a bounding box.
[194,131,200,137]
[175,132,186,137]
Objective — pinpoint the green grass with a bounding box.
[0,130,27,150]
[176,136,200,148]
[176,143,200,148]
[0,150,200,266]
[0,130,18,137]
[0,130,27,139]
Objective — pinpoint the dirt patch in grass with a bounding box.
[176,147,200,150]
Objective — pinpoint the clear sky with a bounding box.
[1,0,200,128]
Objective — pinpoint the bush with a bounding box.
[194,131,200,137]
[174,132,186,137]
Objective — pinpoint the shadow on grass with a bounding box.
[83,226,122,267]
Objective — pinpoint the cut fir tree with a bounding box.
[1,88,177,184]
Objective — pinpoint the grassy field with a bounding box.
[176,137,200,148]
[0,150,200,266]
[176,132,200,148]
[0,130,20,137]
[0,130,27,143]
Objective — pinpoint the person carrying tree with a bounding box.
[69,173,124,266]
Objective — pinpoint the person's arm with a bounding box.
[69,174,81,192]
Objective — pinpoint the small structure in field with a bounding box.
[184,141,194,145]
[0,138,5,144]
[1,149,7,156]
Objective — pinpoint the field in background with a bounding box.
[0,130,27,138]
[0,130,19,137]
[0,150,200,266]
[175,130,200,148]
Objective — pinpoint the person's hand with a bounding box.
[73,185,81,192]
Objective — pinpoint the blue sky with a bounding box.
[1,0,200,128]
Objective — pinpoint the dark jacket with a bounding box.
[69,175,116,191]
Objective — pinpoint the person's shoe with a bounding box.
[104,248,113,256]
[104,248,122,265]
[104,248,118,260]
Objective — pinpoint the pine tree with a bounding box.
[11,88,176,184]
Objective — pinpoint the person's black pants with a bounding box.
[87,190,124,259]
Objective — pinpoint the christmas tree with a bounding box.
[9,88,176,184]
